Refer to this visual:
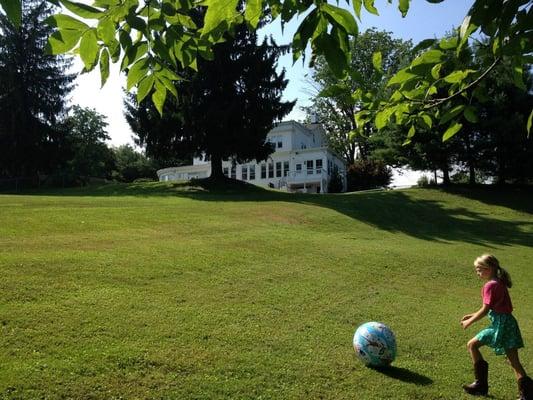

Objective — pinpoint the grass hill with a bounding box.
[1,182,532,399]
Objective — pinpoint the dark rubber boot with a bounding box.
[518,376,533,400]
[463,360,489,396]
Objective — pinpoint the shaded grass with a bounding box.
[0,182,532,399]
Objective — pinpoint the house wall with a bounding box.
[157,121,347,192]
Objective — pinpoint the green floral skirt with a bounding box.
[476,310,524,355]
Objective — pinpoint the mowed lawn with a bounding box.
[1,182,532,399]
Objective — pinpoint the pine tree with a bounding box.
[0,0,75,178]
[124,23,294,180]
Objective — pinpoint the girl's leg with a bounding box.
[463,338,489,395]
[505,348,527,380]
[467,338,484,363]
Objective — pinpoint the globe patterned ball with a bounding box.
[353,322,397,367]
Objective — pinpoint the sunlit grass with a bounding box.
[1,182,532,399]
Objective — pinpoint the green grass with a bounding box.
[1,182,532,399]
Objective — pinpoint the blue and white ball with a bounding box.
[353,322,397,367]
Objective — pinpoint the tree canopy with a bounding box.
[1,0,531,140]
[0,0,75,178]
[124,22,294,178]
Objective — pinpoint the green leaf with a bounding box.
[152,81,167,116]
[419,113,433,129]
[512,64,526,91]
[443,69,476,84]
[45,14,89,31]
[527,108,533,137]
[99,48,110,87]
[60,0,104,19]
[412,49,445,66]
[353,0,362,19]
[363,0,378,15]
[0,0,21,27]
[398,0,410,17]
[314,33,347,78]
[412,38,436,53]
[440,104,465,125]
[439,36,458,50]
[463,106,478,123]
[202,0,240,37]
[387,68,417,86]
[244,0,262,28]
[442,122,462,141]
[372,51,382,73]
[79,29,99,70]
[321,4,358,36]
[97,18,116,46]
[127,57,150,90]
[407,125,415,138]
[431,63,442,80]
[292,9,319,61]
[158,75,178,98]
[46,29,83,54]
[375,108,392,130]
[137,74,155,104]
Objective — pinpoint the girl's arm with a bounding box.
[461,304,490,329]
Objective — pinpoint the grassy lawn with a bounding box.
[1,182,532,399]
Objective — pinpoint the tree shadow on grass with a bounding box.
[5,180,533,248]
[369,365,433,386]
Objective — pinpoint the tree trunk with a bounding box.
[465,132,476,185]
[209,153,225,181]
[442,166,450,185]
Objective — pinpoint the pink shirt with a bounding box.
[482,279,513,314]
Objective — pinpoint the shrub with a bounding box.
[327,166,344,193]
[347,160,392,191]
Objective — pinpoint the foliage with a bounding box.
[327,165,343,193]
[2,1,531,141]
[125,23,294,178]
[0,0,75,178]
[112,144,157,182]
[61,105,116,181]
[346,159,392,191]
[306,28,413,164]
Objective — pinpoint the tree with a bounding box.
[112,144,157,182]
[306,28,412,164]
[62,105,116,181]
[125,23,294,179]
[2,0,530,141]
[0,0,74,178]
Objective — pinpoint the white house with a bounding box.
[156,121,347,193]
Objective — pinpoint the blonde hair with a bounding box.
[474,254,512,288]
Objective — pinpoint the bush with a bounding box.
[327,166,344,193]
[347,160,392,191]
[417,175,430,187]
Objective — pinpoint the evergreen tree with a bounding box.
[124,22,294,180]
[0,0,75,178]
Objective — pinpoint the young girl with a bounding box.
[460,254,532,399]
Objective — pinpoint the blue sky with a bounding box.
[71,0,474,146]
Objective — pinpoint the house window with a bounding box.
[306,160,314,174]
[296,163,302,173]
[261,164,266,179]
[301,143,306,149]
[242,165,248,180]
[276,162,282,177]
[316,159,323,173]
[277,141,283,149]
[223,167,229,177]
[268,163,274,178]
[250,165,256,180]
[283,161,289,177]
[231,165,236,179]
